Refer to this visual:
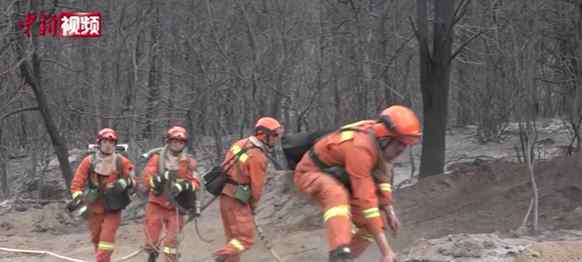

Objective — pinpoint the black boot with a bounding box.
[329,245,353,262]
[146,250,159,262]
[214,256,226,262]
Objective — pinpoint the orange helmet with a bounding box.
[166,126,188,141]
[255,117,283,137]
[378,105,421,145]
[96,128,118,144]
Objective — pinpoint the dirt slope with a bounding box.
[3,126,582,261]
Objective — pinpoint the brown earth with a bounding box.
[3,152,582,261]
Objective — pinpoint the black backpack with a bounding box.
[202,144,261,196]
[281,129,334,170]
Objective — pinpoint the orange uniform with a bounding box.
[70,154,134,262]
[142,149,200,262]
[294,121,394,258]
[214,136,268,262]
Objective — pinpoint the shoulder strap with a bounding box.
[158,146,167,177]
[115,153,123,177]
[87,152,99,189]
[157,146,191,177]
[222,142,261,173]
[309,125,370,170]
[88,152,96,176]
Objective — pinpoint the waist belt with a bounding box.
[308,147,333,170]
[308,148,352,191]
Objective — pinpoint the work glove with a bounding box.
[66,191,83,212]
[382,205,401,236]
[381,252,399,262]
[71,191,83,201]
[150,176,165,196]
[170,181,193,197]
[250,202,258,216]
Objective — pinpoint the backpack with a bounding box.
[282,125,375,190]
[202,143,261,196]
[281,129,334,170]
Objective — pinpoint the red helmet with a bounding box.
[96,128,118,144]
[378,105,421,145]
[255,117,283,137]
[166,126,188,141]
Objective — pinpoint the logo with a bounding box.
[17,11,102,38]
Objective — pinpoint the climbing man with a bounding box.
[70,128,136,262]
[142,126,200,262]
[213,117,284,262]
[294,105,422,262]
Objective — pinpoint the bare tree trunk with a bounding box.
[14,0,73,188]
[0,128,7,198]
[330,11,341,125]
[213,121,224,163]
[168,73,176,126]
[144,1,161,139]
[18,101,28,148]
[521,120,539,232]
[417,0,456,177]
[0,157,6,199]
[360,8,372,119]
[30,141,38,198]
[129,26,143,157]
[575,2,582,151]
[99,59,110,128]
[456,64,471,126]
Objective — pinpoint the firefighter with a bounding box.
[213,117,284,262]
[294,105,421,262]
[70,128,136,262]
[142,126,201,262]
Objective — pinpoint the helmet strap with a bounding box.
[378,138,392,150]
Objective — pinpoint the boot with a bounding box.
[329,245,353,262]
[146,250,159,262]
[213,255,226,262]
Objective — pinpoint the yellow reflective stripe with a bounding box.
[340,131,354,142]
[231,145,242,155]
[360,233,374,242]
[341,121,365,129]
[363,208,381,219]
[149,177,156,188]
[174,183,183,192]
[239,153,249,162]
[97,241,114,250]
[323,205,351,222]
[229,239,245,252]
[231,145,249,163]
[71,191,82,199]
[379,183,392,192]
[163,246,177,254]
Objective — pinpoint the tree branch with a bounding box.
[453,0,472,25]
[408,16,431,62]
[0,106,39,121]
[450,0,472,36]
[449,31,483,63]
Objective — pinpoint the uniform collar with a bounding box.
[249,136,268,152]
